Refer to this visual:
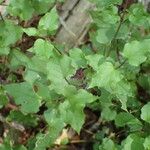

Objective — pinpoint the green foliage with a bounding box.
[122,134,145,150]
[115,112,142,131]
[141,102,150,123]
[7,110,38,127]
[23,6,59,36]
[7,0,56,20]
[1,0,150,149]
[7,0,34,20]
[123,39,150,66]
[0,20,22,55]
[99,138,117,150]
[90,0,122,7]
[144,136,150,150]
[28,39,54,59]
[0,87,8,109]
[38,7,59,35]
[4,82,41,114]
[128,4,150,28]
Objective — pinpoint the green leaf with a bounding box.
[44,109,64,127]
[0,21,22,55]
[46,55,75,95]
[59,89,97,133]
[0,87,8,109]
[24,70,40,84]
[65,87,97,106]
[28,39,54,59]
[7,0,34,20]
[0,47,10,55]
[90,0,122,7]
[101,107,116,121]
[0,139,12,150]
[141,102,150,123]
[10,49,48,74]
[10,49,30,69]
[100,89,113,108]
[45,88,97,133]
[128,4,150,28]
[89,62,132,110]
[122,135,133,150]
[99,138,117,150]
[36,109,64,149]
[38,7,59,35]
[122,134,144,150]
[34,128,62,150]
[91,5,120,27]
[115,112,142,131]
[32,0,55,14]
[14,145,27,150]
[28,56,48,74]
[89,62,123,89]
[144,136,150,150]
[96,27,115,44]
[69,48,87,68]
[85,54,104,70]
[35,82,51,100]
[59,100,84,133]
[123,40,150,66]
[23,28,38,36]
[113,80,134,110]
[138,74,150,92]
[4,82,41,113]
[8,110,38,127]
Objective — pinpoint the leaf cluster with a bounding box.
[1,0,150,149]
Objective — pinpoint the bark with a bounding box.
[55,0,94,49]
[0,0,9,16]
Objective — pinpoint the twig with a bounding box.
[70,139,92,144]
[6,103,18,110]
[83,129,94,135]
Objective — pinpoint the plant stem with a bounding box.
[106,0,130,57]
[0,12,4,21]
[53,45,63,55]
[115,59,127,69]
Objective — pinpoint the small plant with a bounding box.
[1,0,150,149]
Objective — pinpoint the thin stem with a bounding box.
[106,0,130,57]
[106,22,122,58]
[0,12,4,21]
[64,77,71,85]
[116,40,121,63]
[115,59,127,69]
[44,36,63,56]
[53,45,63,55]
